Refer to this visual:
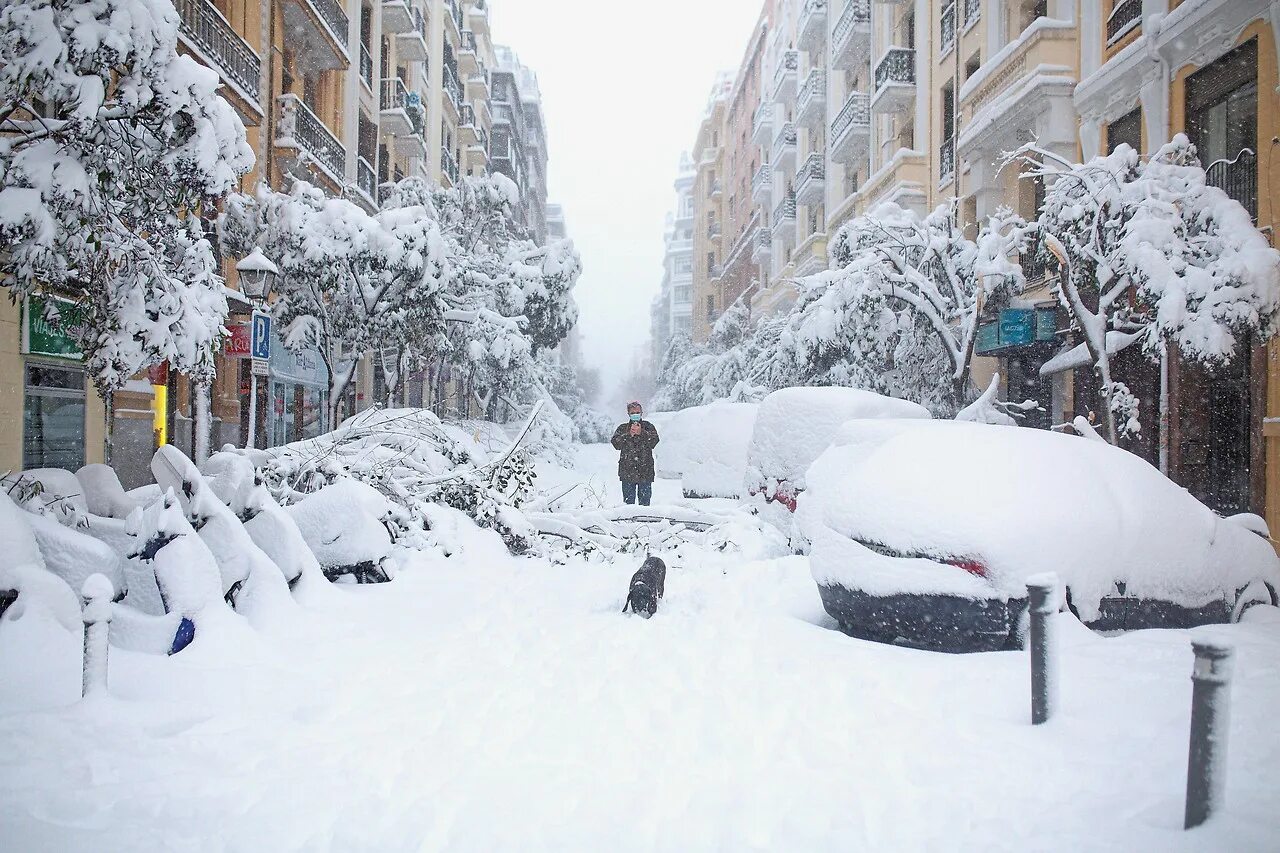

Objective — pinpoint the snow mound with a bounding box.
[797,419,1280,620]
[670,402,758,499]
[745,386,931,498]
[25,510,128,602]
[287,481,395,580]
[0,494,80,631]
[76,464,142,519]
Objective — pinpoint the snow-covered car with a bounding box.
[797,419,1280,652]
[651,402,758,498]
[744,387,931,514]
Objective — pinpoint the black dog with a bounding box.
[622,556,666,619]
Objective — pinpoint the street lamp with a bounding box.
[235,248,278,304]
[234,248,278,450]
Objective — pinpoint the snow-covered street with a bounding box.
[2,444,1278,852]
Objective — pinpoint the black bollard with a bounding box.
[1026,574,1057,725]
[1185,637,1235,830]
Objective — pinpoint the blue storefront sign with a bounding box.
[975,308,1058,355]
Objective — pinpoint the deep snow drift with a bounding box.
[0,445,1278,852]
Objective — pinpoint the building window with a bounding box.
[706,252,715,275]
[1106,108,1141,154]
[24,363,86,471]
[706,294,716,321]
[1186,39,1258,220]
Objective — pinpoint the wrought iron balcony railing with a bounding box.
[832,91,870,140]
[963,0,980,28]
[874,47,916,91]
[309,0,349,48]
[174,0,261,102]
[380,75,408,111]
[1107,0,1141,44]
[277,94,345,180]
[357,156,376,201]
[834,0,870,45]
[774,191,796,224]
[939,136,955,185]
[1206,149,1258,221]
[941,3,956,54]
[360,43,373,89]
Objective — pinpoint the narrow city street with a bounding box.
[2,444,1279,852]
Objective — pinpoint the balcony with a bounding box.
[381,0,413,33]
[459,30,479,74]
[1107,0,1141,45]
[962,0,980,31]
[468,0,489,35]
[707,220,722,239]
[870,47,915,114]
[440,148,460,185]
[831,0,871,69]
[174,0,262,118]
[751,162,772,203]
[444,0,463,39]
[796,68,826,129]
[359,43,374,91]
[355,156,377,207]
[443,63,463,113]
[379,77,415,135]
[396,7,428,62]
[772,191,797,244]
[772,122,797,170]
[795,152,826,205]
[459,103,479,143]
[466,66,489,101]
[752,102,774,147]
[275,94,345,184]
[798,0,828,52]
[772,49,799,105]
[282,0,348,66]
[830,91,870,163]
[751,227,772,263]
[940,3,956,55]
[710,178,723,200]
[939,136,955,186]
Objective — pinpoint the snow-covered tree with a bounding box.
[800,201,1026,409]
[1017,136,1280,446]
[219,180,449,423]
[424,174,580,419]
[0,0,253,394]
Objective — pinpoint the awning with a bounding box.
[1040,331,1141,376]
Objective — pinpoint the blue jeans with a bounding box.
[622,481,653,506]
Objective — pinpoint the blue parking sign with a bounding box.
[251,311,272,360]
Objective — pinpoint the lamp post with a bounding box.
[234,249,278,450]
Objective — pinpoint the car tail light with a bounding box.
[946,557,987,578]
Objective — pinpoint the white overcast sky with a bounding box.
[489,0,762,408]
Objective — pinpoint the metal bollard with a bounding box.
[1185,637,1235,830]
[1026,574,1058,725]
[81,574,114,698]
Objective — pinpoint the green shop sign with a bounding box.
[25,295,88,359]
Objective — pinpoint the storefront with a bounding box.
[974,306,1063,430]
[266,329,329,447]
[21,296,93,471]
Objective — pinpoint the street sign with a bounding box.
[251,311,272,360]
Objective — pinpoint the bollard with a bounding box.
[1185,637,1235,830]
[1026,573,1058,725]
[81,574,114,698]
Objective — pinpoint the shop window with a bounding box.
[23,363,86,471]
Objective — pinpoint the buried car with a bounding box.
[744,387,930,520]
[796,419,1280,652]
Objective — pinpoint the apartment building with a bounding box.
[491,46,551,242]
[691,75,735,341]
[651,156,698,363]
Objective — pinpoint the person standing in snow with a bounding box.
[611,401,660,506]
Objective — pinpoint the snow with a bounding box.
[796,419,1280,620]
[0,442,1279,849]
[25,510,127,601]
[652,402,757,497]
[745,387,931,499]
[75,464,141,519]
[1040,330,1142,376]
[286,481,395,575]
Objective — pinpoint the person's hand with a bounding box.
[630,423,641,436]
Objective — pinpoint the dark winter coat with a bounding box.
[611,420,660,483]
